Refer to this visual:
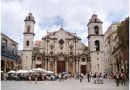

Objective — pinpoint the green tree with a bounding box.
[117,17,129,77]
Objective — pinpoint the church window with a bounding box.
[59,39,64,45]
[26,41,29,46]
[94,26,99,34]
[59,39,64,49]
[82,58,85,62]
[27,25,30,33]
[95,40,100,51]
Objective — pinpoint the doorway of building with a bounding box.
[36,64,42,68]
[81,65,86,75]
[57,61,65,73]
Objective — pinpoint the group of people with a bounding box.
[114,72,126,86]
[58,72,75,82]
[87,72,104,84]
[32,71,127,86]
[73,72,104,83]
[2,71,127,86]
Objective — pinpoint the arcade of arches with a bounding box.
[1,57,16,72]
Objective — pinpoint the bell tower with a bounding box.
[87,14,104,73]
[22,12,35,69]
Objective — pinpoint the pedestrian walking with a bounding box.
[69,73,71,78]
[93,72,97,84]
[79,73,83,82]
[115,72,120,86]
[90,73,93,83]
[121,72,126,86]
[34,74,38,84]
[96,73,100,84]
[75,73,78,79]
[87,72,90,82]
[4,73,7,80]
[99,73,103,84]
[59,73,61,82]
[29,75,31,81]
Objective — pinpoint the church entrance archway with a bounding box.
[81,65,86,75]
[57,61,65,73]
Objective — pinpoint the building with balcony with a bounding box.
[1,33,21,72]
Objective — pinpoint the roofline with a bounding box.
[42,28,81,39]
[1,33,18,45]
[104,22,120,35]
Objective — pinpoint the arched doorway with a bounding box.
[81,65,86,75]
[57,61,65,73]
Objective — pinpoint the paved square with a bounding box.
[1,78,129,90]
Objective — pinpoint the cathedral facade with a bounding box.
[22,13,104,74]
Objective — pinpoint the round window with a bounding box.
[82,58,85,62]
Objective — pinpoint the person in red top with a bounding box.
[121,72,126,86]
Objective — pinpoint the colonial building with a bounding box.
[87,14,105,73]
[1,33,20,72]
[104,22,122,74]
[104,23,118,73]
[22,13,90,74]
[22,13,107,74]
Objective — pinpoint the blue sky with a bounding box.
[1,0,129,50]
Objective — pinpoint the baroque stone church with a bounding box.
[22,13,104,74]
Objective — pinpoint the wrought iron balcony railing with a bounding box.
[1,50,20,60]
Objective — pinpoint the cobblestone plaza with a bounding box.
[1,78,129,90]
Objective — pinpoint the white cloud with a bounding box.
[1,0,129,50]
